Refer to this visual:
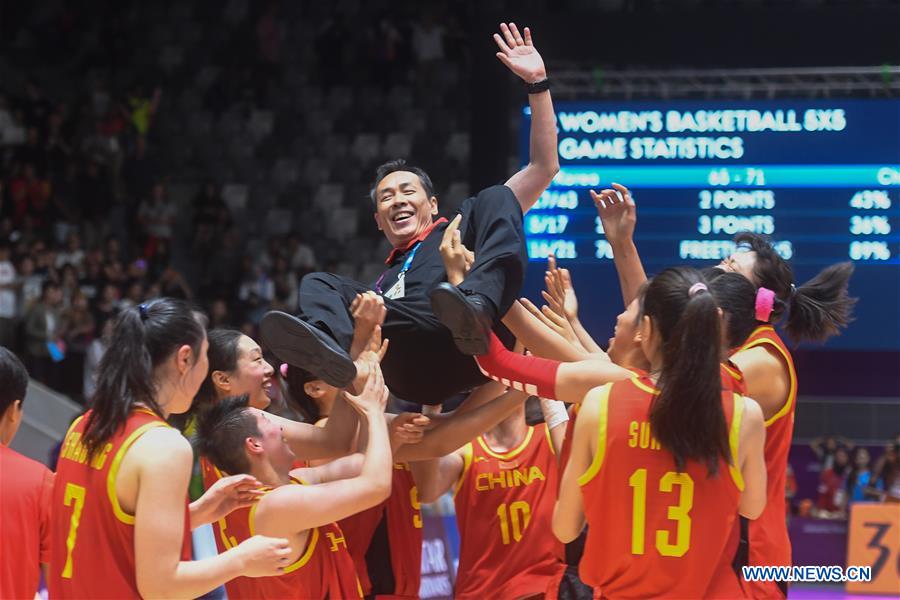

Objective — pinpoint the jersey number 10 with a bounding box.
[629,469,694,557]
[497,501,532,545]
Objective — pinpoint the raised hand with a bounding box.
[344,361,390,417]
[492,23,546,84]
[544,255,579,322]
[518,297,579,346]
[439,214,474,285]
[591,183,637,246]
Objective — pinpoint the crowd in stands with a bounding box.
[1,1,472,402]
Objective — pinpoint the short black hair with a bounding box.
[0,347,28,415]
[193,394,259,476]
[369,159,435,207]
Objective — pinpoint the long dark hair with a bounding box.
[641,267,729,475]
[703,268,761,349]
[82,298,206,458]
[734,233,856,343]
[195,328,244,409]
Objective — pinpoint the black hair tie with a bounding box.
[138,303,149,321]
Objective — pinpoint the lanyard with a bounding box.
[375,242,421,294]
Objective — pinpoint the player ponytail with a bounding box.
[733,233,856,343]
[642,267,729,476]
[83,298,207,458]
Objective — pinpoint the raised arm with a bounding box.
[495,23,559,212]
[133,428,291,598]
[260,364,393,533]
[545,256,605,354]
[395,387,529,462]
[592,184,647,307]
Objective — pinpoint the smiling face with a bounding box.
[373,170,438,248]
[226,336,275,410]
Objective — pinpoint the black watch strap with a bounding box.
[526,78,550,94]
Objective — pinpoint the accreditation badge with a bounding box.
[384,273,405,299]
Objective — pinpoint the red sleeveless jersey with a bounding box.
[221,478,363,599]
[339,498,384,595]
[49,409,192,599]
[340,463,422,599]
[453,423,563,599]
[578,376,745,599]
[737,325,797,597]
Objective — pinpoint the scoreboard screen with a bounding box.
[519,99,900,350]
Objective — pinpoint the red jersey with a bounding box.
[339,500,384,595]
[0,444,54,599]
[49,409,191,599]
[346,463,424,599]
[578,376,745,599]
[722,360,748,394]
[222,478,363,599]
[453,423,563,599]
[737,325,797,598]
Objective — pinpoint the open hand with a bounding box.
[591,183,637,246]
[345,360,389,416]
[493,23,546,84]
[198,473,265,523]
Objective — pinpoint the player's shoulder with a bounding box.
[0,445,52,483]
[129,424,192,464]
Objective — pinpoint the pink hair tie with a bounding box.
[688,282,708,297]
[280,363,289,378]
[755,287,775,322]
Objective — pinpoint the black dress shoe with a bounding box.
[430,283,494,356]
[259,311,356,388]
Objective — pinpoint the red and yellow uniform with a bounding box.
[49,409,191,598]
[737,325,797,598]
[345,463,424,599]
[578,375,745,599]
[454,423,563,599]
[221,478,363,599]
[722,360,748,395]
[0,444,54,599]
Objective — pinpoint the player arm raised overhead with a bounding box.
[592,184,648,308]
[132,427,290,599]
[495,23,559,212]
[543,255,606,354]
[255,364,394,534]
[265,298,388,461]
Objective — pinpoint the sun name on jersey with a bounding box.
[628,421,662,451]
[59,431,114,470]
[475,466,546,491]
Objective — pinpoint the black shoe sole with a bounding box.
[259,311,356,388]
[430,286,490,356]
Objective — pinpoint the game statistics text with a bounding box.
[519,99,900,350]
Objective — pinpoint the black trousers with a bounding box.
[297,185,527,405]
